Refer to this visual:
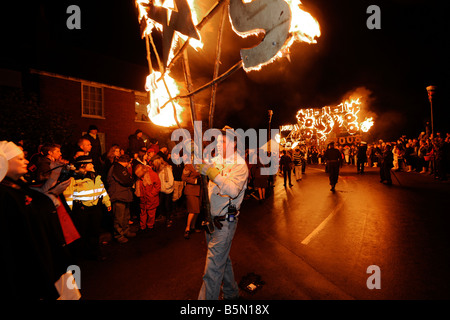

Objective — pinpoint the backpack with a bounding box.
[159,166,174,194]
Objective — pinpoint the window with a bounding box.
[82,84,104,118]
[135,92,150,122]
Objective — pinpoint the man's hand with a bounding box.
[195,163,220,181]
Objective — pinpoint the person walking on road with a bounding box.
[280,150,293,187]
[324,141,342,192]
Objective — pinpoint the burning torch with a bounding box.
[426,85,436,137]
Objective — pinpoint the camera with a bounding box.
[57,163,78,183]
[228,204,237,214]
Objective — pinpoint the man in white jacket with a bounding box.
[196,127,248,300]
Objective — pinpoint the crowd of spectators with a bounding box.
[1,124,448,299]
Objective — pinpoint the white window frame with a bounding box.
[81,83,105,119]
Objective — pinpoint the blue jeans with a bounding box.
[198,219,239,300]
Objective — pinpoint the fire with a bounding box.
[283,96,374,145]
[145,72,183,127]
[287,0,321,44]
[239,0,321,72]
[360,117,374,132]
[136,0,203,58]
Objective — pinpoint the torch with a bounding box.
[426,85,436,137]
[268,110,273,152]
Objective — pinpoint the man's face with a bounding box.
[217,134,235,159]
[48,148,62,161]
[81,140,92,152]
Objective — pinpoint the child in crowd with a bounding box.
[134,163,161,231]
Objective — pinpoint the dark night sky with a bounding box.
[2,0,449,141]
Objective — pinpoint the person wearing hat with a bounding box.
[63,155,111,260]
[0,141,73,299]
[324,141,342,192]
[82,125,102,170]
[128,129,146,157]
[356,142,368,174]
[195,126,249,300]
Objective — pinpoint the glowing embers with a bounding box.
[145,72,184,127]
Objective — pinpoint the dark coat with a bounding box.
[107,162,134,203]
[357,145,368,161]
[0,177,71,299]
[82,133,102,169]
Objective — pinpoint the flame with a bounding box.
[287,0,321,44]
[135,0,203,52]
[239,0,321,72]
[285,96,374,144]
[360,117,374,132]
[145,71,183,127]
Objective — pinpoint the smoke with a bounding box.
[340,86,375,108]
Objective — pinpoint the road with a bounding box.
[77,164,450,301]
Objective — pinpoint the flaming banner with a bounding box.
[135,0,321,127]
[280,97,374,147]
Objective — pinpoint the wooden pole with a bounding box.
[167,0,229,71]
[209,4,227,129]
[147,32,183,129]
[161,60,243,110]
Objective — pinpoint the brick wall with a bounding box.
[37,73,169,154]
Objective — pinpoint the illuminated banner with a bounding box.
[279,97,374,146]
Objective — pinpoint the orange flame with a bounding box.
[145,72,183,127]
[360,117,374,132]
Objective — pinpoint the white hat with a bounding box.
[0,141,23,160]
[0,153,7,182]
[0,141,23,182]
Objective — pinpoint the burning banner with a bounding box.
[280,96,375,147]
[135,0,321,127]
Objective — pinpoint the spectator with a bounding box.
[35,143,65,183]
[128,129,145,157]
[251,153,268,201]
[77,138,92,158]
[154,158,174,227]
[134,163,161,232]
[102,145,121,187]
[157,146,169,162]
[63,155,111,261]
[0,141,73,299]
[169,150,185,212]
[182,162,201,239]
[292,148,303,181]
[82,125,102,170]
[107,154,136,243]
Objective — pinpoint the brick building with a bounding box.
[30,69,159,154]
[0,66,176,157]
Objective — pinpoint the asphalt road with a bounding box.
[77,164,450,301]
